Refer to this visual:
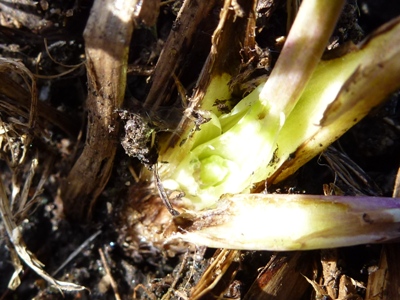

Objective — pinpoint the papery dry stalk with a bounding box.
[366,246,388,300]
[243,252,314,300]
[194,0,258,105]
[320,249,340,299]
[189,249,241,300]
[367,244,400,300]
[60,0,138,220]
[143,0,218,111]
[365,169,400,300]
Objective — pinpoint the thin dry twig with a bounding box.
[43,38,86,69]
[393,165,400,198]
[16,156,38,214]
[133,284,156,300]
[99,247,121,300]
[161,251,189,300]
[153,164,180,216]
[52,230,102,277]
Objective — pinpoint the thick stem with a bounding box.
[60,0,137,221]
[170,194,400,251]
[260,0,345,116]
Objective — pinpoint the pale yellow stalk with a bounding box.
[169,194,400,251]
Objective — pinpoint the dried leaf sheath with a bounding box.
[60,0,138,220]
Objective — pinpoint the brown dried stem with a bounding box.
[143,0,218,111]
[60,0,138,220]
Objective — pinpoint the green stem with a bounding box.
[160,0,345,209]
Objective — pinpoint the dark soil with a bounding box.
[1,0,400,299]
